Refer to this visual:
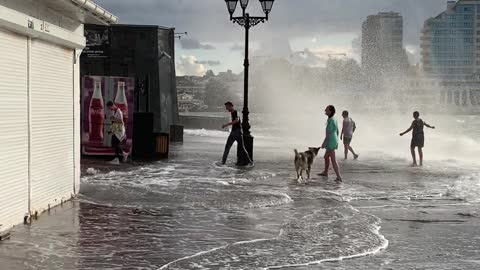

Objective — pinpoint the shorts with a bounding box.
[343,137,352,145]
[411,135,424,148]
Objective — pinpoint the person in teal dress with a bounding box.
[319,105,342,182]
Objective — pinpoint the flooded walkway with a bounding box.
[1,132,480,269]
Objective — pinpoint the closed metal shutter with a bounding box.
[30,39,74,213]
[0,28,29,234]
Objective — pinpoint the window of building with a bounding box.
[458,5,474,13]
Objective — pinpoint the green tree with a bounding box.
[204,70,215,79]
[205,78,233,111]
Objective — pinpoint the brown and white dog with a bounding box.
[294,147,321,183]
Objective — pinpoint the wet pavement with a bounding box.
[1,129,480,269]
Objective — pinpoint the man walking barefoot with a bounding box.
[340,110,359,160]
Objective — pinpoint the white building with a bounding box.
[0,0,117,238]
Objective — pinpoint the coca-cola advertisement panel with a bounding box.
[81,76,134,156]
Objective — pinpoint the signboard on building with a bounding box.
[82,76,135,156]
[84,26,110,58]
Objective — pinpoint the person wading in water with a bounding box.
[218,102,251,166]
[319,105,342,182]
[400,111,435,166]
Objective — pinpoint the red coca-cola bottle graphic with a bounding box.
[114,81,128,131]
[88,80,104,142]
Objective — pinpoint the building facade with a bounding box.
[0,0,116,237]
[362,12,408,79]
[421,0,480,79]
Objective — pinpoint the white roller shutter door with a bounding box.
[0,28,29,234]
[30,39,74,213]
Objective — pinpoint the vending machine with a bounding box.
[82,76,135,156]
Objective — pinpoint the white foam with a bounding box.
[446,173,480,203]
[157,199,389,270]
[246,192,293,209]
[265,221,389,269]
[158,238,272,270]
[184,129,229,138]
[184,128,275,140]
[86,168,98,175]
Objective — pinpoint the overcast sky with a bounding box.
[95,0,448,76]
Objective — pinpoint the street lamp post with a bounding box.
[225,0,275,166]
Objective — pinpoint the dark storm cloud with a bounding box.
[180,38,215,50]
[94,0,447,46]
[195,60,222,66]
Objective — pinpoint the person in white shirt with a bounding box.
[106,101,127,164]
[340,110,359,160]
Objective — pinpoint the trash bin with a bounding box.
[154,133,169,159]
[132,112,154,161]
[170,125,184,143]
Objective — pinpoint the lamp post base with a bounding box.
[236,134,254,166]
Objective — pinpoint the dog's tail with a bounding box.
[294,149,300,157]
